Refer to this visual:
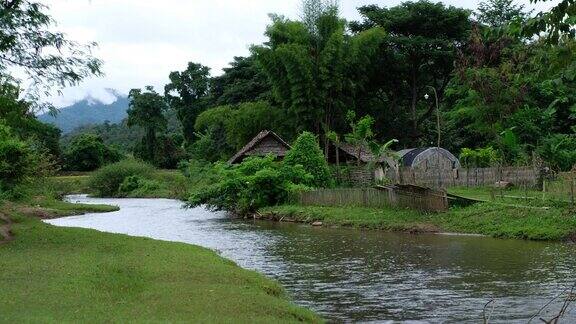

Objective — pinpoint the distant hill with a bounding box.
[39,92,129,134]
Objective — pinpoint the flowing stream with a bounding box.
[45,195,576,323]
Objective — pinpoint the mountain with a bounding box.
[39,92,129,134]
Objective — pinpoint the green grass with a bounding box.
[0,200,320,323]
[448,186,572,207]
[48,175,92,195]
[260,205,440,233]
[260,202,576,241]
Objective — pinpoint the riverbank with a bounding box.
[0,195,320,322]
[50,169,189,200]
[258,202,576,241]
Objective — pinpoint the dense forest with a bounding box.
[68,0,576,171]
[1,0,575,196]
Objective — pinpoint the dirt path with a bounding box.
[0,212,13,244]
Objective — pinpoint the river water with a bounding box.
[45,195,576,323]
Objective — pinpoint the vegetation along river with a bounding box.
[46,195,576,323]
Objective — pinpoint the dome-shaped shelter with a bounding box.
[397,147,460,170]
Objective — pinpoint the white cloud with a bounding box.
[40,0,558,107]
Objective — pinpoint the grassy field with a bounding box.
[260,201,576,241]
[0,197,320,323]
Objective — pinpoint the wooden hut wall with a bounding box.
[245,136,289,158]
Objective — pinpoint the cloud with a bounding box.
[40,0,557,107]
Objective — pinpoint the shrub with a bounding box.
[63,134,123,171]
[89,159,155,197]
[0,123,36,192]
[459,146,500,168]
[188,155,312,214]
[118,175,161,197]
[284,132,333,187]
[537,134,576,171]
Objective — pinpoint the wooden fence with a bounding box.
[298,186,448,212]
[395,166,539,189]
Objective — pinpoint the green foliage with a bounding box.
[0,1,102,106]
[0,81,61,157]
[211,56,271,106]
[459,147,500,168]
[476,0,529,27]
[165,62,211,143]
[225,101,287,149]
[0,124,35,192]
[188,155,313,214]
[537,134,576,171]
[520,0,575,44]
[118,175,161,197]
[193,101,287,161]
[89,159,155,197]
[255,5,386,135]
[351,1,471,146]
[62,133,123,171]
[188,130,230,163]
[127,86,170,165]
[344,111,375,165]
[284,132,332,188]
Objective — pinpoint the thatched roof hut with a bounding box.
[328,142,397,168]
[228,130,291,164]
[397,147,460,170]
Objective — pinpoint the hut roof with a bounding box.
[337,143,397,167]
[228,130,291,164]
[397,147,460,167]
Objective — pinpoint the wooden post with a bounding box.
[571,178,575,207]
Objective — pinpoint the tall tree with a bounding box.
[164,62,211,145]
[210,56,271,106]
[476,0,529,27]
[127,86,168,163]
[254,0,385,140]
[350,1,471,145]
[0,0,102,109]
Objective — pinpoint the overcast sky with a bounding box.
[41,0,556,107]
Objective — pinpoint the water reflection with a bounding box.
[46,195,576,323]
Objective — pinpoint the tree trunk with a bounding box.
[410,65,419,142]
[146,128,156,162]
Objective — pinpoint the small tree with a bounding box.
[344,111,375,166]
[284,132,333,187]
[0,123,35,191]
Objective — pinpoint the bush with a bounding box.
[133,134,187,169]
[537,134,576,171]
[89,159,155,197]
[188,155,312,214]
[118,175,161,197]
[63,134,123,171]
[459,146,500,168]
[283,132,333,187]
[0,123,36,193]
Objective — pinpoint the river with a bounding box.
[45,195,576,323]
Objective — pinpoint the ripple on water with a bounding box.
[46,195,576,323]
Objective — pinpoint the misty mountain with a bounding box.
[39,93,129,134]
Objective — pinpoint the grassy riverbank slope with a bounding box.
[259,202,576,241]
[0,188,320,322]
